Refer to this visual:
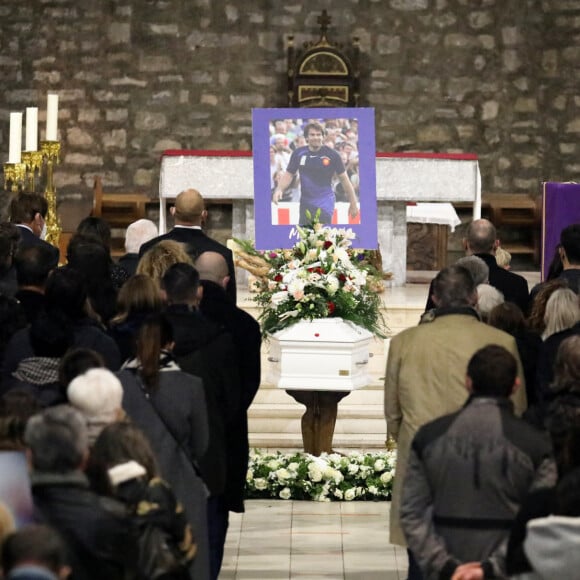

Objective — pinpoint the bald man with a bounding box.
[139,188,237,302]
[194,251,261,564]
[425,218,529,314]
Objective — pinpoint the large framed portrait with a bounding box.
[252,107,378,249]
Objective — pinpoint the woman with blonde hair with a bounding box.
[109,275,163,362]
[542,287,580,341]
[527,278,569,335]
[136,240,193,288]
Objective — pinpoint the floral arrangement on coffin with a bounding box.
[233,215,388,337]
[246,450,396,501]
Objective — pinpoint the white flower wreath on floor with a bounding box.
[246,450,396,502]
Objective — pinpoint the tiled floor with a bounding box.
[220,500,407,579]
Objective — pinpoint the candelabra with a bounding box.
[21,150,44,193]
[3,162,26,192]
[40,140,62,247]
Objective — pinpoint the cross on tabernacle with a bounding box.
[317,10,331,36]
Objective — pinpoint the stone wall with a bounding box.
[1,0,580,198]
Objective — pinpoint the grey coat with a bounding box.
[118,360,210,580]
[400,396,555,580]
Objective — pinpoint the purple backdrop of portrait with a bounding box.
[252,107,378,250]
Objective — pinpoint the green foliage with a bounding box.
[235,216,387,338]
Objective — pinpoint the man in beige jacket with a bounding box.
[384,265,527,579]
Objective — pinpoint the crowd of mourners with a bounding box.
[1,187,580,580]
[385,219,580,580]
[0,190,262,580]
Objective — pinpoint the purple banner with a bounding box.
[542,182,580,280]
[252,108,378,250]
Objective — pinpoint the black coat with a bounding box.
[31,470,138,580]
[15,226,60,268]
[139,228,237,302]
[165,305,242,507]
[199,281,261,409]
[198,280,262,512]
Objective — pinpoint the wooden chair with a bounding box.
[92,176,156,257]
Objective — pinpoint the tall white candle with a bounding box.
[46,93,59,141]
[8,112,22,163]
[25,107,38,152]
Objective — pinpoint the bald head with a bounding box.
[465,219,497,255]
[194,251,229,288]
[172,188,205,224]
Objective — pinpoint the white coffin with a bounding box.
[266,318,373,391]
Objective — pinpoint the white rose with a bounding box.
[308,463,323,482]
[374,459,386,472]
[325,275,340,295]
[368,485,379,495]
[344,488,356,501]
[288,462,299,472]
[246,469,253,482]
[347,463,359,475]
[322,466,335,480]
[333,489,343,499]
[254,478,268,490]
[380,471,393,484]
[275,468,290,482]
[267,460,280,470]
[279,487,291,500]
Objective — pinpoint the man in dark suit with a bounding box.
[9,193,60,269]
[425,218,530,314]
[139,188,237,302]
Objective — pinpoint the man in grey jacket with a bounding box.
[400,345,555,580]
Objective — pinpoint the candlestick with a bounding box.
[3,162,26,192]
[46,94,58,141]
[40,140,62,247]
[8,112,22,163]
[21,150,43,192]
[25,107,38,152]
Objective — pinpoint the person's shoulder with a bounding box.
[324,146,342,159]
[491,262,528,287]
[139,230,180,252]
[545,322,580,345]
[413,409,460,453]
[292,145,309,156]
[504,268,528,285]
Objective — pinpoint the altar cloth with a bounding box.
[406,202,462,232]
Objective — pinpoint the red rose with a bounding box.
[327,301,336,315]
[324,241,333,249]
[274,274,283,282]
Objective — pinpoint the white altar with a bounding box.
[158,150,481,286]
